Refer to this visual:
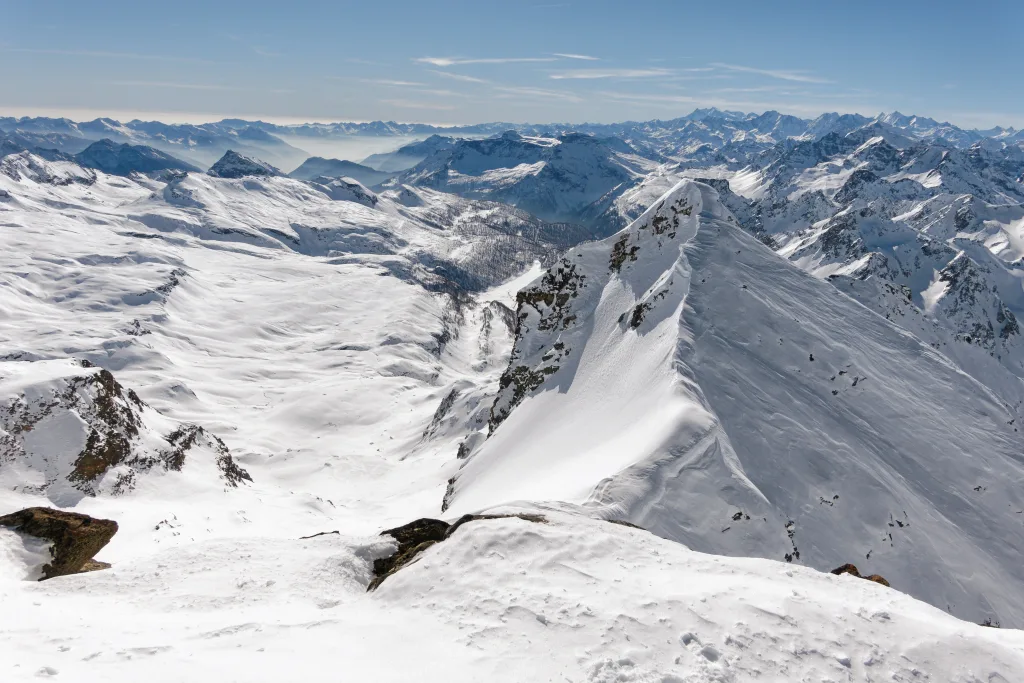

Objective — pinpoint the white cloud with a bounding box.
[429,70,489,84]
[358,79,428,87]
[552,53,600,61]
[549,68,672,80]
[414,56,556,66]
[493,86,583,103]
[710,63,832,84]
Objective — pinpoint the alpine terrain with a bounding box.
[2,106,1024,682]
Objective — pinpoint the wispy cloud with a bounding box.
[380,99,456,111]
[552,53,599,61]
[358,78,428,87]
[707,86,787,94]
[414,56,556,66]
[493,86,583,103]
[429,70,489,84]
[549,68,672,80]
[3,47,218,65]
[414,88,468,98]
[710,62,831,84]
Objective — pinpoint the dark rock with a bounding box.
[831,563,861,577]
[606,518,645,530]
[0,507,117,579]
[831,563,890,588]
[369,518,450,591]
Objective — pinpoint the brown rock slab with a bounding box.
[0,507,118,580]
[831,563,890,588]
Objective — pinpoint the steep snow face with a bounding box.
[206,150,281,178]
[698,129,1024,412]
[447,180,1024,627]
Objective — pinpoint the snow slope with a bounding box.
[2,150,1024,680]
[2,508,1023,682]
[447,180,1024,627]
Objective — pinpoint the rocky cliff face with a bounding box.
[0,359,250,502]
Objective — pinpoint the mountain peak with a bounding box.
[207,150,281,178]
[75,139,199,176]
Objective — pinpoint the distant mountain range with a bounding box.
[287,157,394,186]
[2,109,1021,176]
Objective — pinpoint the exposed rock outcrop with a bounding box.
[0,359,251,498]
[831,563,891,587]
[0,507,117,579]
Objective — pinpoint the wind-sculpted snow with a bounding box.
[447,179,1024,627]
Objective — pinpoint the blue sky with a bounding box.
[2,0,1021,128]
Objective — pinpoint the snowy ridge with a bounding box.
[447,179,1024,626]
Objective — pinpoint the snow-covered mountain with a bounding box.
[207,150,281,178]
[0,116,310,171]
[4,110,1024,680]
[391,131,657,234]
[362,134,459,173]
[74,139,200,176]
[287,156,395,186]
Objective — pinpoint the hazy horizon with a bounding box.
[3,0,1022,129]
